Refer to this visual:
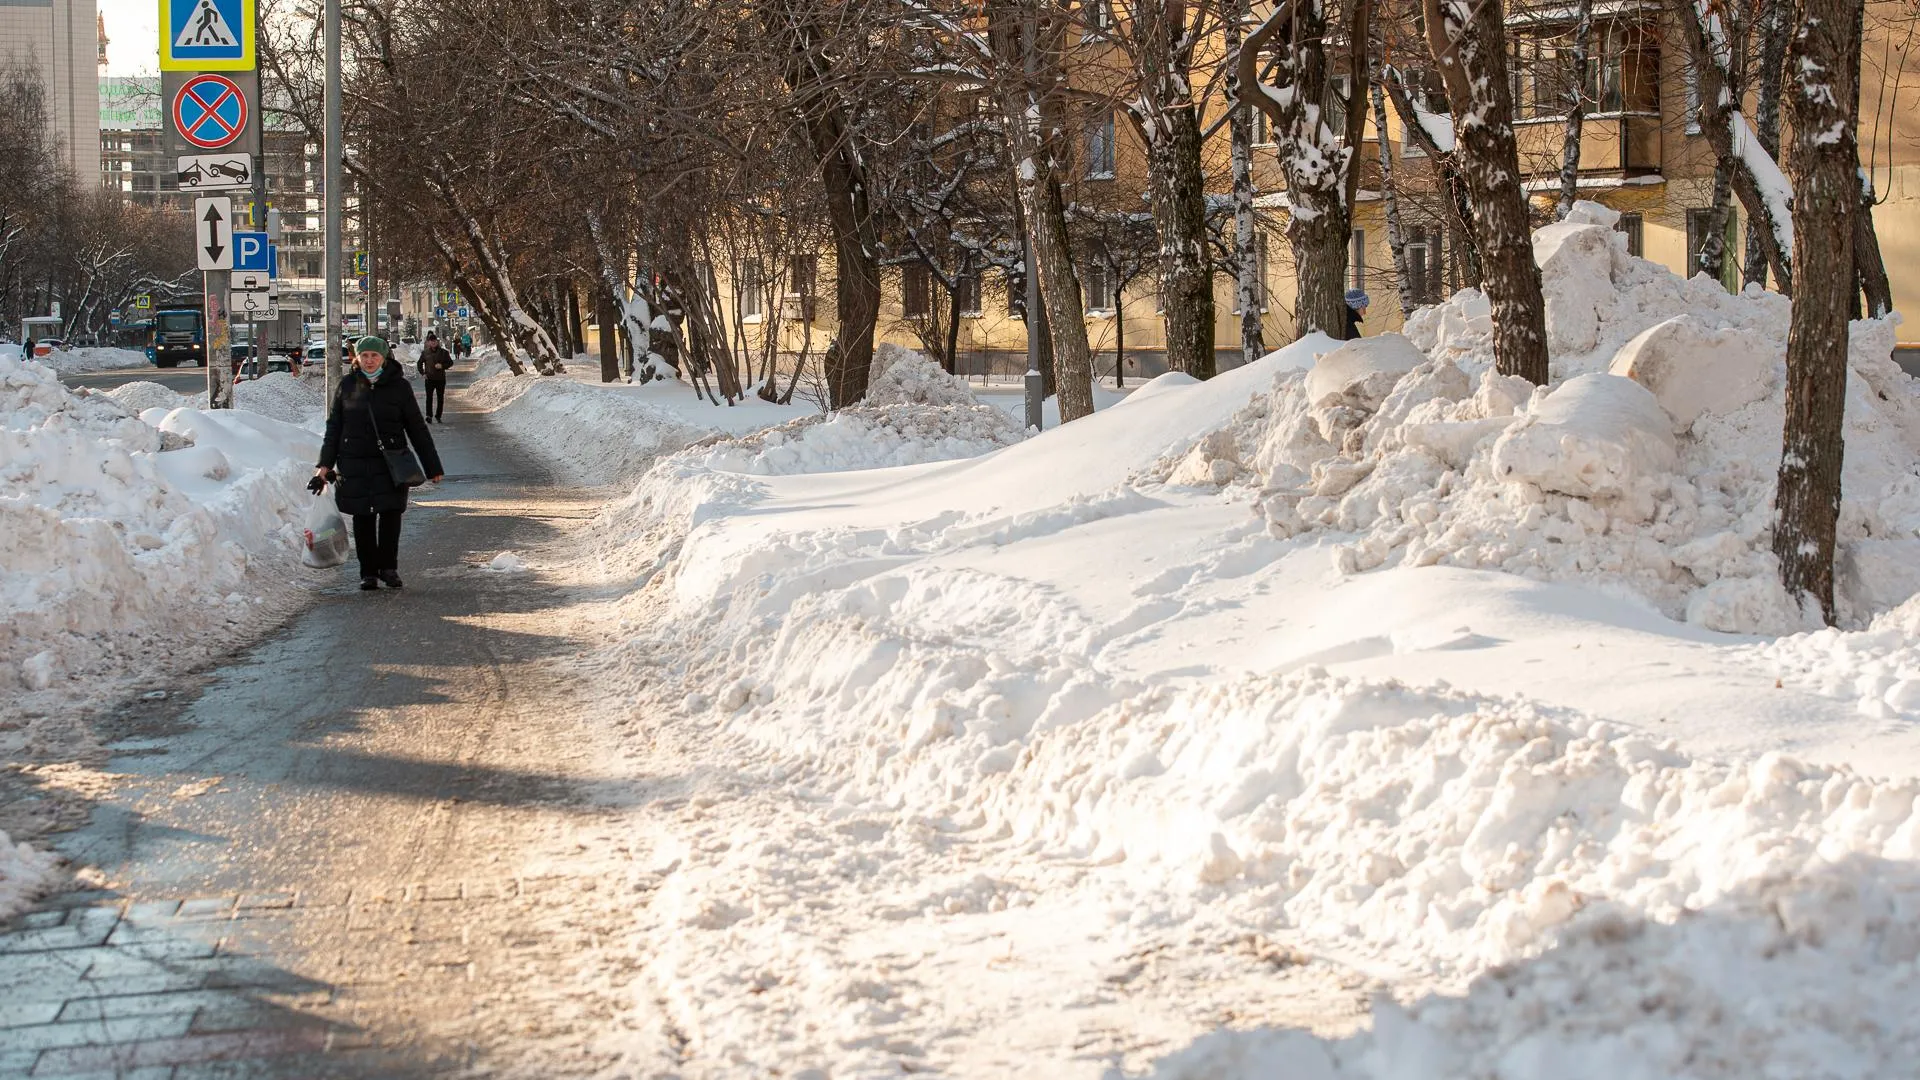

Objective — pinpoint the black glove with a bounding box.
[307,475,327,495]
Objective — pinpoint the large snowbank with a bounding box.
[0,355,316,718]
[560,204,1920,1074]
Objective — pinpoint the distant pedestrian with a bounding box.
[1343,289,1370,340]
[417,331,453,422]
[458,329,472,359]
[312,336,443,592]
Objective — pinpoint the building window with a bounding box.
[1616,211,1644,257]
[903,263,931,318]
[788,254,817,296]
[1405,225,1443,304]
[1081,0,1112,29]
[1686,208,1736,287]
[1082,254,1114,313]
[1086,111,1116,179]
[956,272,982,316]
[1327,74,1352,137]
[1350,228,1367,291]
[738,260,763,318]
[1253,105,1273,146]
[1006,269,1025,318]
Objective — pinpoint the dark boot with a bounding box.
[378,570,404,589]
[360,576,379,591]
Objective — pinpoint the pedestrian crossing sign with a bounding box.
[160,0,256,71]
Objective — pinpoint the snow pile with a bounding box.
[105,380,194,416]
[691,404,1025,476]
[0,828,58,920]
[0,354,316,709]
[35,346,149,375]
[232,371,324,426]
[1209,209,1920,633]
[476,365,803,487]
[866,343,980,408]
[683,348,1024,476]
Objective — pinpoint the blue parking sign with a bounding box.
[456,306,470,318]
[161,0,256,71]
[234,231,272,272]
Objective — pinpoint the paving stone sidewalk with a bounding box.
[3,376,647,1079]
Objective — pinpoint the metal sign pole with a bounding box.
[323,0,343,387]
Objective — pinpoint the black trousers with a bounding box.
[424,380,446,418]
[352,511,404,576]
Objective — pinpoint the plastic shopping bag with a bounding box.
[301,494,351,569]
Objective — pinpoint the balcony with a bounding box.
[1513,113,1661,180]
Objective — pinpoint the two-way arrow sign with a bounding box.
[195,196,233,270]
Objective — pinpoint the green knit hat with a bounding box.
[354,335,388,356]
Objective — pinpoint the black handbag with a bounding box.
[365,396,427,488]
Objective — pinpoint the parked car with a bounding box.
[237,356,260,380]
[266,356,293,376]
[32,338,64,357]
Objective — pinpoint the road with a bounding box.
[60,365,214,396]
[0,370,646,1078]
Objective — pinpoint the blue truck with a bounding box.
[145,300,207,368]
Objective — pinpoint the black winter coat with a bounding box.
[318,359,444,515]
[1344,308,1365,341]
[418,343,454,382]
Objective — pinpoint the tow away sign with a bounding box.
[177,153,251,190]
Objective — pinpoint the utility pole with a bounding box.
[323,0,343,386]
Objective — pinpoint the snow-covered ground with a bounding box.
[465,203,1920,1076]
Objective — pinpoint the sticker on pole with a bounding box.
[173,75,248,150]
[160,0,256,71]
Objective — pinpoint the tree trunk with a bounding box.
[1113,276,1125,386]
[1771,0,1861,625]
[1744,0,1789,288]
[944,284,962,376]
[1557,0,1592,218]
[1241,0,1369,340]
[1372,64,1417,317]
[566,285,585,360]
[1424,0,1549,384]
[597,289,619,382]
[1147,102,1216,379]
[784,45,879,408]
[1843,0,1892,318]
[1669,0,1793,293]
[1699,161,1735,286]
[1385,76,1483,287]
[1029,173,1094,420]
[1226,0,1264,366]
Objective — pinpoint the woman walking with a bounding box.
[313,337,444,591]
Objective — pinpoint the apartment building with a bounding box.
[0,0,100,182]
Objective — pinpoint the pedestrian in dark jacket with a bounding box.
[1343,289,1370,340]
[417,331,454,422]
[312,336,444,591]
